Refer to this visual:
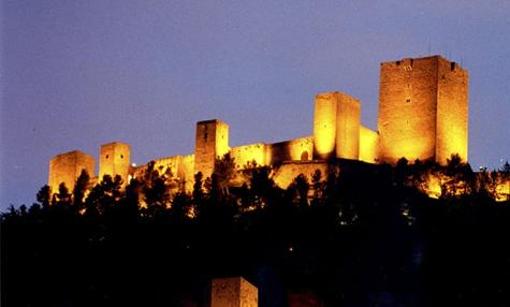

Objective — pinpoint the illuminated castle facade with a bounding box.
[48,55,469,193]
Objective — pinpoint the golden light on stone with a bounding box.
[47,55,480,201]
[313,92,338,159]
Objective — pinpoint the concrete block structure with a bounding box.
[47,55,469,197]
[211,277,258,307]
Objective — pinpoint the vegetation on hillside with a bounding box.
[2,156,510,307]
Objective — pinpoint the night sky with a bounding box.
[1,1,509,209]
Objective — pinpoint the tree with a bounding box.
[72,169,90,209]
[501,161,510,179]
[246,165,277,210]
[36,185,51,208]
[84,174,123,216]
[212,153,237,197]
[141,162,171,218]
[441,154,474,198]
[311,169,324,207]
[289,174,309,207]
[192,172,204,204]
[171,192,193,221]
[54,183,71,206]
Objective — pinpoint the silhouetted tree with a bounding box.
[193,172,204,204]
[441,154,474,198]
[288,174,309,208]
[36,185,51,208]
[54,182,71,206]
[84,174,123,216]
[213,153,237,197]
[73,169,90,209]
[309,169,324,208]
[171,192,193,222]
[142,161,171,218]
[501,161,510,177]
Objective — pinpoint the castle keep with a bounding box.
[48,55,469,193]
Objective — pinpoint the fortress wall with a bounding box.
[131,154,195,192]
[359,125,379,163]
[211,277,258,307]
[194,119,229,178]
[378,56,439,164]
[215,121,230,157]
[179,154,195,192]
[268,136,313,166]
[496,179,510,202]
[131,156,180,181]
[132,165,146,179]
[99,142,131,184]
[49,150,95,193]
[230,143,268,169]
[154,156,181,176]
[273,161,328,189]
[436,59,468,164]
[336,93,360,159]
[313,93,337,159]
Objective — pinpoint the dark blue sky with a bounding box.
[1,1,509,209]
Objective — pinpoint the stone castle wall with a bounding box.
[313,92,361,160]
[359,125,379,163]
[211,277,258,307]
[313,93,338,159]
[48,55,469,196]
[49,150,95,192]
[267,136,313,166]
[230,143,268,169]
[273,161,329,189]
[378,55,468,164]
[336,93,360,160]
[378,56,439,163]
[99,142,131,185]
[194,119,229,179]
[436,58,469,164]
[132,153,195,192]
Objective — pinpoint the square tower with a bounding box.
[211,277,258,307]
[313,93,337,160]
[99,142,131,184]
[313,92,360,160]
[48,150,95,193]
[377,56,468,164]
[194,119,229,178]
[335,93,360,160]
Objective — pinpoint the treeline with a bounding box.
[2,157,510,307]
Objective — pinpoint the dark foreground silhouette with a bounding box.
[2,158,510,307]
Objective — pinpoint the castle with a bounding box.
[48,55,469,193]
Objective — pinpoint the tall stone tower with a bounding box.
[194,119,229,178]
[377,55,468,164]
[313,92,360,160]
[336,93,361,160]
[313,93,337,160]
[48,150,95,193]
[98,142,131,184]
